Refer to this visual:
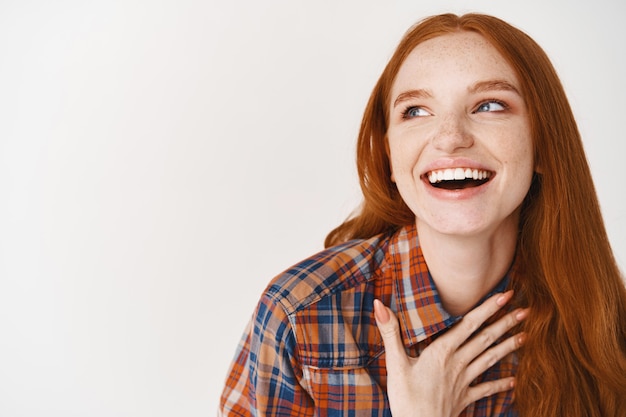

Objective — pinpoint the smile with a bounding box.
[426,168,492,190]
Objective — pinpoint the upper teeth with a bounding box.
[428,168,491,183]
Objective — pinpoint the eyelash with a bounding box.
[401,106,427,119]
[474,99,509,113]
[400,99,510,120]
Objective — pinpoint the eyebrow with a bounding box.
[469,79,520,95]
[393,89,432,109]
[392,79,521,109]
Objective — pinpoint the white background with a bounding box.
[1,1,624,415]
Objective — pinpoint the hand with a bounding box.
[374,290,527,417]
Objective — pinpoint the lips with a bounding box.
[426,167,492,190]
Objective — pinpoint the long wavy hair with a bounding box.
[325,13,626,416]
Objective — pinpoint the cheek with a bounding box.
[388,136,423,176]
[513,139,534,173]
[498,127,534,169]
[502,136,535,199]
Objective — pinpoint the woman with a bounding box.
[220,13,626,416]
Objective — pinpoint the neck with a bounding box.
[417,220,518,316]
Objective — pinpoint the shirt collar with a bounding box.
[384,224,510,348]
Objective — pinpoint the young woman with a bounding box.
[220,13,626,416]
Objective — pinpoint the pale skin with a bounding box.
[375,32,535,415]
[374,292,527,417]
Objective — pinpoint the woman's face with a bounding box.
[387,31,534,238]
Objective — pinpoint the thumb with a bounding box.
[374,299,407,365]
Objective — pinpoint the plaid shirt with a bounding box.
[219,224,517,416]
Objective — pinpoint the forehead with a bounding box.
[391,31,520,94]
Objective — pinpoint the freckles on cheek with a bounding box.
[390,143,420,176]
[389,159,415,181]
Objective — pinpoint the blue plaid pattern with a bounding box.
[220,224,517,416]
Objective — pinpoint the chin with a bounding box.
[416,210,501,238]
[436,224,489,237]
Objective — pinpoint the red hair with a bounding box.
[326,13,626,416]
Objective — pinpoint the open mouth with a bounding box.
[426,168,492,190]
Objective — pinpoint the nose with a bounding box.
[431,114,474,153]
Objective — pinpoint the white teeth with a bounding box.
[427,168,491,184]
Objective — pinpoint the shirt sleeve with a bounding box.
[219,293,314,416]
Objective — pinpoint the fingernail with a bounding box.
[517,332,527,345]
[374,299,390,324]
[516,308,529,321]
[496,290,514,306]
[510,378,516,388]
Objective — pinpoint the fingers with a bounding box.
[375,295,526,415]
[464,331,526,385]
[465,377,516,406]
[460,290,515,337]
[460,313,522,410]
[374,299,408,368]
[459,307,529,368]
[438,290,514,350]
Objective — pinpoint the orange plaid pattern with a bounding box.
[219,224,517,416]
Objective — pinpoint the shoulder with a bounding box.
[263,234,390,315]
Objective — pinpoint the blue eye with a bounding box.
[403,106,430,119]
[476,100,507,113]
